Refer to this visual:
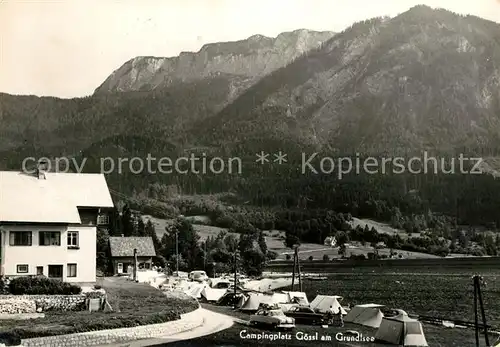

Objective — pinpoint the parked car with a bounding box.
[284,306,327,325]
[189,270,208,282]
[249,309,295,329]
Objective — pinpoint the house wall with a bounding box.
[1,224,96,283]
[111,257,153,275]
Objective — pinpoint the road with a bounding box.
[97,308,234,347]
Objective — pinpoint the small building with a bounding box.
[324,236,337,247]
[109,236,156,275]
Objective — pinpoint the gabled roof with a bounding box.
[109,236,156,257]
[0,171,114,224]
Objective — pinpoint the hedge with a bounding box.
[8,277,82,295]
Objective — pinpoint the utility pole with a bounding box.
[233,251,238,309]
[296,247,302,292]
[204,241,207,270]
[291,250,297,291]
[133,248,138,282]
[175,230,179,275]
[473,275,490,347]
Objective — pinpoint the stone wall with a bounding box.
[21,307,204,347]
[0,295,96,313]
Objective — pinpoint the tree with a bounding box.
[258,231,268,255]
[137,218,146,236]
[284,229,301,249]
[96,229,111,274]
[338,244,346,258]
[172,218,202,270]
[121,205,135,236]
[145,220,162,261]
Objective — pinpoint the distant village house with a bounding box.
[324,236,337,247]
[109,236,156,275]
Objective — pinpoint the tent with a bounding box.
[283,291,309,305]
[217,292,247,306]
[240,293,279,312]
[272,292,290,304]
[375,310,428,346]
[184,283,206,299]
[344,304,385,328]
[310,295,347,315]
[200,287,226,302]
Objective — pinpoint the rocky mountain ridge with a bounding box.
[193,6,500,155]
[94,29,335,94]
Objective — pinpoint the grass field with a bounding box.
[282,272,500,328]
[0,277,199,340]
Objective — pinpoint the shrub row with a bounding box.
[8,277,82,295]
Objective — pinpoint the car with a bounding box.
[249,309,295,330]
[284,306,327,325]
[189,270,208,282]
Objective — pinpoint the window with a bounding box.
[9,232,32,246]
[16,264,28,273]
[39,231,60,246]
[67,264,77,277]
[48,265,63,278]
[97,214,109,225]
[67,231,79,248]
[36,266,43,275]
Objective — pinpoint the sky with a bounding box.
[1,0,499,98]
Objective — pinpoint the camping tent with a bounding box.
[310,295,347,315]
[344,304,385,328]
[375,310,428,346]
[240,293,279,312]
[201,287,226,302]
[284,291,309,305]
[272,292,290,304]
[184,283,206,299]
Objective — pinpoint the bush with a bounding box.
[266,251,278,260]
[322,254,330,261]
[9,277,82,295]
[308,256,314,261]
[286,254,291,260]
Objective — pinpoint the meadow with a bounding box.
[284,272,500,327]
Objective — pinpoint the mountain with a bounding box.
[0,30,335,159]
[193,5,500,155]
[93,29,335,94]
[3,7,500,226]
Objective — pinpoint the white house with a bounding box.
[324,236,337,247]
[0,168,114,283]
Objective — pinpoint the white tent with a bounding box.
[201,287,226,302]
[243,278,292,292]
[240,293,278,312]
[284,291,309,305]
[184,283,206,299]
[375,310,428,346]
[310,295,347,315]
[344,304,385,328]
[272,292,290,303]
